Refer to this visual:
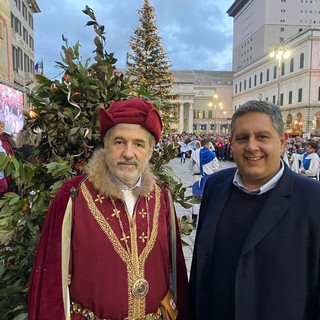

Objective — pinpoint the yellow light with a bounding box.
[28,110,38,118]
[283,50,291,59]
[276,50,283,60]
[269,51,275,58]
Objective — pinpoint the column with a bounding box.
[179,103,184,133]
[188,102,194,133]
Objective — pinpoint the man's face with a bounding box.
[104,124,153,188]
[0,121,4,134]
[306,144,316,154]
[231,112,286,190]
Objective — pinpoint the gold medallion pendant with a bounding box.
[132,278,149,298]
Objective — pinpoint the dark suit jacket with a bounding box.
[190,164,320,320]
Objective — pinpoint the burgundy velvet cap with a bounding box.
[99,98,163,143]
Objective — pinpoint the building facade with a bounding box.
[228,0,320,135]
[0,0,40,133]
[172,70,234,135]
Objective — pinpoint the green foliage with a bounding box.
[0,157,72,320]
[0,6,192,319]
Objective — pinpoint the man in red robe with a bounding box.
[28,98,189,320]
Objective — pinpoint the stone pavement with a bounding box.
[168,157,237,277]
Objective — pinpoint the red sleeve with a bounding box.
[28,175,84,320]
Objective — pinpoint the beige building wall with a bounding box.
[228,0,320,72]
[0,0,12,81]
[172,70,234,134]
[232,28,320,134]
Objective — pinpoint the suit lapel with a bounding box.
[197,175,233,267]
[239,166,293,258]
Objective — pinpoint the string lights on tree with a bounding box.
[126,0,178,132]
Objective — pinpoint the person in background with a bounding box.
[28,98,188,320]
[190,100,320,320]
[290,140,319,179]
[189,140,201,175]
[3,122,17,151]
[0,140,8,196]
[190,138,219,228]
[15,125,40,162]
[177,135,188,163]
[0,113,14,156]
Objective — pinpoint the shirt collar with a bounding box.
[111,175,142,190]
[233,160,285,195]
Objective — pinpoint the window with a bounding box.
[290,58,294,72]
[22,3,28,20]
[30,59,34,74]
[272,95,276,104]
[244,80,247,90]
[260,72,263,84]
[318,87,320,101]
[23,27,28,44]
[280,93,284,106]
[273,66,277,79]
[281,61,285,76]
[281,27,285,32]
[14,0,21,11]
[28,13,33,29]
[208,110,213,118]
[254,75,257,86]
[18,47,23,70]
[239,82,242,92]
[29,36,34,50]
[298,88,303,102]
[249,77,252,88]
[11,13,14,29]
[289,91,293,104]
[24,53,30,72]
[266,69,270,81]
[14,17,22,35]
[235,84,237,94]
[12,45,18,71]
[300,53,304,68]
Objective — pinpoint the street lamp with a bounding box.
[269,46,291,106]
[208,94,223,135]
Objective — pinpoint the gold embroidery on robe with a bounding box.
[81,182,161,317]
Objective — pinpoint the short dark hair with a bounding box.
[201,138,210,147]
[230,100,284,138]
[307,141,319,152]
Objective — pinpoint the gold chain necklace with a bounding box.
[110,196,150,299]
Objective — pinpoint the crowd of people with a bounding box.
[164,128,320,181]
[1,98,320,319]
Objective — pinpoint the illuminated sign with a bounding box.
[0,83,24,133]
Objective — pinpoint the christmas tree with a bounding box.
[127,0,179,132]
[0,6,191,319]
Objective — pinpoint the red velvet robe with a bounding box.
[28,160,188,319]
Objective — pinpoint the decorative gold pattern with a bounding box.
[94,194,105,203]
[112,207,120,218]
[81,182,161,318]
[145,192,153,201]
[138,208,147,218]
[132,278,149,298]
[139,232,148,244]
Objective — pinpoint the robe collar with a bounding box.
[85,149,157,200]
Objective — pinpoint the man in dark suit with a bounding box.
[190,100,320,320]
